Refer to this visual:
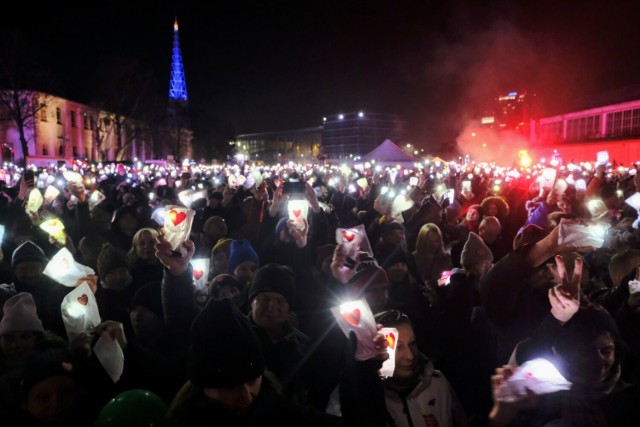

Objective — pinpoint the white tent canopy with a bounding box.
[360,139,417,166]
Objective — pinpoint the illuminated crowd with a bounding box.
[0,152,639,426]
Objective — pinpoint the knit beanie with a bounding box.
[96,243,130,278]
[189,298,265,388]
[20,342,75,397]
[348,256,390,294]
[11,241,48,269]
[212,238,232,257]
[383,222,405,242]
[0,293,44,335]
[227,239,259,275]
[460,232,493,267]
[209,274,243,298]
[128,281,163,319]
[248,264,295,306]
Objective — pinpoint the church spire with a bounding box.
[169,17,188,102]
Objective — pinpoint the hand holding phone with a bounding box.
[283,181,305,194]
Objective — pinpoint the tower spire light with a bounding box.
[169,17,188,102]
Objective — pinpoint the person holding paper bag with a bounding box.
[375,309,467,427]
[489,300,640,427]
[166,298,390,427]
[8,241,71,338]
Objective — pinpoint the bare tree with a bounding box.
[89,57,165,161]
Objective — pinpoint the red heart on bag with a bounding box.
[293,209,301,217]
[169,209,186,226]
[423,414,438,427]
[342,308,361,326]
[343,230,355,242]
[193,270,204,280]
[386,332,396,350]
[77,294,88,306]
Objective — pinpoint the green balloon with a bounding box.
[95,389,167,427]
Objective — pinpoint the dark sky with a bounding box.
[4,0,640,154]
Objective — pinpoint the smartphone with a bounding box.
[409,177,419,186]
[0,224,5,245]
[283,181,305,194]
[24,170,35,188]
[462,180,471,192]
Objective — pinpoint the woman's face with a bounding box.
[135,231,156,261]
[466,208,480,223]
[557,199,572,214]
[486,203,499,217]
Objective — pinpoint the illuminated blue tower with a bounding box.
[169,18,188,102]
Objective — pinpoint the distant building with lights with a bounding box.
[234,111,405,162]
[321,111,405,159]
[480,91,537,135]
[234,126,322,163]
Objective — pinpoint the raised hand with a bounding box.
[548,255,581,324]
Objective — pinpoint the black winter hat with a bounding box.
[128,281,163,319]
[20,342,75,397]
[189,298,265,388]
[248,263,295,306]
[12,241,48,268]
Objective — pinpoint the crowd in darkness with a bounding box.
[0,159,639,426]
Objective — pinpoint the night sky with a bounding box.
[3,0,640,155]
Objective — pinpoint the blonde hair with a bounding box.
[127,227,159,263]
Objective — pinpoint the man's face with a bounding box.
[392,323,419,379]
[234,261,258,285]
[251,291,289,331]
[14,261,44,286]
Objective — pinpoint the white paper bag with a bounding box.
[93,333,124,383]
[287,200,308,230]
[163,205,196,251]
[331,299,379,361]
[88,190,105,211]
[379,327,398,378]
[495,358,572,402]
[26,189,43,214]
[43,248,95,287]
[61,282,101,343]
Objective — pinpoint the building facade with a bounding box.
[0,91,154,165]
[234,126,322,164]
[320,111,405,159]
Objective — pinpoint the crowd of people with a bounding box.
[0,156,639,426]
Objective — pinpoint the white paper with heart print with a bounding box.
[163,205,196,251]
[335,224,373,259]
[39,218,66,245]
[26,188,43,214]
[539,168,557,190]
[379,327,398,378]
[287,200,308,230]
[191,258,210,294]
[495,358,571,402]
[44,248,95,287]
[93,333,124,383]
[88,190,105,211]
[61,282,101,343]
[331,299,379,361]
